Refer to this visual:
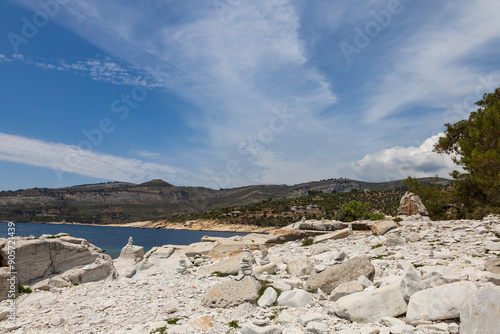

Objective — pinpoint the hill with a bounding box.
[0,177,449,224]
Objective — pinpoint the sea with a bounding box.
[0,222,247,259]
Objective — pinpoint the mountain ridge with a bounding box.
[0,177,450,224]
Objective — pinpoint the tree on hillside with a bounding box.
[434,87,500,217]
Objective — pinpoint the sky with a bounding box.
[1,0,499,191]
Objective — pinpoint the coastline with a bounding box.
[41,219,276,233]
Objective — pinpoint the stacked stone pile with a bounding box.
[1,213,500,333]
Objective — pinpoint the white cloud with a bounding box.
[11,53,24,61]
[11,0,336,147]
[135,150,161,159]
[0,54,11,62]
[0,132,184,184]
[13,54,162,87]
[350,133,460,182]
[6,0,500,187]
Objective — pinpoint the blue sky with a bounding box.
[1,0,499,191]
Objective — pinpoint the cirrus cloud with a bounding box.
[0,132,186,184]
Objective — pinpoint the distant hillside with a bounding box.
[0,177,449,224]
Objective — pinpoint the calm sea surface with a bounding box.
[0,222,247,259]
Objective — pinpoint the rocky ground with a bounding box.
[1,214,500,334]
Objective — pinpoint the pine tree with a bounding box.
[434,87,500,216]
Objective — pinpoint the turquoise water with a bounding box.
[0,222,246,259]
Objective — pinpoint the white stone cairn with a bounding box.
[260,245,270,265]
[240,245,253,276]
[127,236,133,247]
[177,258,187,274]
[252,313,269,326]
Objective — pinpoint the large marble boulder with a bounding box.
[200,252,253,276]
[371,220,397,236]
[0,236,117,300]
[113,244,144,278]
[460,286,500,334]
[406,281,477,324]
[312,228,349,243]
[257,287,277,307]
[59,258,117,284]
[266,229,309,244]
[397,192,428,216]
[202,276,261,308]
[485,258,500,275]
[401,265,426,301]
[329,280,364,301]
[305,256,375,294]
[334,279,407,323]
[277,289,314,308]
[134,249,190,278]
[287,256,314,276]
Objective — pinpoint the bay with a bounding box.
[0,222,247,259]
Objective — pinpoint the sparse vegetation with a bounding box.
[17,284,32,294]
[47,234,69,239]
[255,280,281,306]
[150,327,167,334]
[165,318,181,325]
[301,238,314,247]
[211,271,229,277]
[334,200,386,222]
[228,320,240,329]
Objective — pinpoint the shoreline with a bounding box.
[20,219,276,234]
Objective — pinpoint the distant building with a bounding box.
[291,205,322,213]
[290,206,306,213]
[228,211,242,217]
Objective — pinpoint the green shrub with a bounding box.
[393,217,403,223]
[165,318,181,325]
[301,238,313,247]
[17,284,32,294]
[369,213,385,221]
[150,327,167,334]
[211,271,229,277]
[229,320,240,329]
[335,200,370,222]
